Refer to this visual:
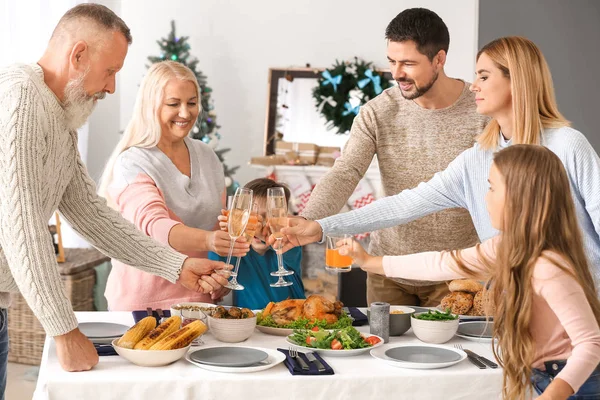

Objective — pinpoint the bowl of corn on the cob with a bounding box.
[112,315,207,367]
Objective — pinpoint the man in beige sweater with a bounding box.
[0,4,232,388]
[301,9,488,307]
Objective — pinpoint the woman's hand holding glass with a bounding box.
[206,228,249,257]
[267,217,324,253]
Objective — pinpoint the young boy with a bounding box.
[209,178,305,309]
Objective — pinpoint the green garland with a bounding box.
[313,58,392,134]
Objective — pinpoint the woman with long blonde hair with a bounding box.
[342,145,600,399]
[99,61,249,310]
[278,36,600,287]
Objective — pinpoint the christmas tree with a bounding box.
[147,21,240,195]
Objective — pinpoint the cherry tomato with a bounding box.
[331,339,343,350]
[311,326,320,332]
[306,337,317,346]
[365,336,381,346]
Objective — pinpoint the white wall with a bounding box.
[84,0,480,186]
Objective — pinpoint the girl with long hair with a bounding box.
[278,36,600,287]
[99,61,249,310]
[342,145,600,399]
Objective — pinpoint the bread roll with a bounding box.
[448,279,483,293]
[473,289,495,316]
[440,291,474,315]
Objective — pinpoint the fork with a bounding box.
[454,344,486,369]
[156,308,167,324]
[288,346,309,371]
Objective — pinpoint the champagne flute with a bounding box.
[223,188,253,290]
[267,187,294,287]
[225,203,259,290]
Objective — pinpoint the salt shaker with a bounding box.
[369,302,390,343]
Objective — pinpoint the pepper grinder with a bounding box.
[369,302,390,343]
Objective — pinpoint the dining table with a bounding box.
[33,311,503,400]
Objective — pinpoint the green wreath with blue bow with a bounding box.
[313,58,392,134]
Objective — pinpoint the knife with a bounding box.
[463,349,498,369]
[294,354,310,371]
[305,352,325,372]
[465,353,486,369]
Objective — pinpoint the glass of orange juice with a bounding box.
[325,234,353,272]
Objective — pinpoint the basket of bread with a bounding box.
[439,279,494,317]
[112,315,206,366]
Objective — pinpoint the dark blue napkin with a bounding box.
[132,310,171,325]
[347,307,368,326]
[94,343,118,356]
[277,348,334,375]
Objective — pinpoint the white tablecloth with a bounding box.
[34,312,502,400]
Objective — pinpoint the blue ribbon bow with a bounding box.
[342,102,360,116]
[357,69,383,95]
[321,70,342,92]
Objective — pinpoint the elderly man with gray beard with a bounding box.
[0,4,231,394]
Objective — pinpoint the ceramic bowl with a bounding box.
[367,306,415,336]
[111,339,191,367]
[411,312,459,344]
[207,315,257,343]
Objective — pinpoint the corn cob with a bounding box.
[149,319,207,350]
[133,316,182,350]
[117,316,156,349]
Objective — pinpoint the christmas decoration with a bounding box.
[312,58,392,134]
[148,21,239,195]
[287,174,313,214]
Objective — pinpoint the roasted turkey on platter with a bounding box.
[262,295,343,325]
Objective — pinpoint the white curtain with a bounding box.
[1,0,92,248]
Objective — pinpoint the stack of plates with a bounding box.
[455,321,494,342]
[79,322,130,344]
[186,346,286,373]
[371,344,467,369]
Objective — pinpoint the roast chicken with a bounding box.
[263,295,343,325]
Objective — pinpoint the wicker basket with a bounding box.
[7,248,108,365]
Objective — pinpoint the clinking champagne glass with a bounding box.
[267,187,294,288]
[223,188,253,290]
[227,203,259,290]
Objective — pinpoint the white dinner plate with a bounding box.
[79,322,129,339]
[286,334,383,357]
[371,344,467,369]
[455,321,494,343]
[255,325,294,336]
[189,347,268,367]
[185,346,286,373]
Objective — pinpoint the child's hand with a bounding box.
[338,238,385,275]
[338,238,370,266]
[217,210,228,232]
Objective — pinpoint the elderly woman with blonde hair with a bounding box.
[100,61,249,310]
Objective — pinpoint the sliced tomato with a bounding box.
[331,339,343,350]
[365,336,381,346]
[306,336,317,346]
[311,326,320,332]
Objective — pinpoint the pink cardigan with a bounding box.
[382,237,600,392]
[104,173,213,311]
